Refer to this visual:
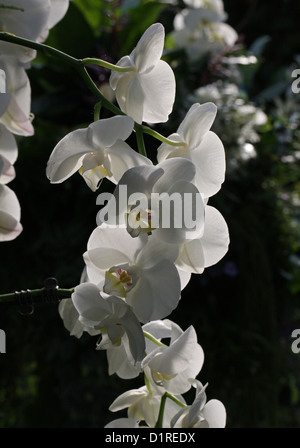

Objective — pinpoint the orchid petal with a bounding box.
[153,158,196,193]
[46,127,92,183]
[128,260,181,323]
[58,298,100,339]
[137,61,175,124]
[0,55,34,136]
[110,56,134,90]
[136,233,179,268]
[0,184,22,241]
[155,179,204,244]
[110,23,175,124]
[201,399,227,428]
[201,205,229,267]
[0,155,15,184]
[105,418,140,428]
[134,23,164,73]
[109,387,148,412]
[176,239,205,274]
[106,139,152,184]
[107,338,141,379]
[48,0,69,28]
[0,125,18,165]
[86,224,147,266]
[116,75,145,124]
[72,283,111,324]
[0,0,51,53]
[90,116,134,149]
[143,326,197,375]
[191,130,225,197]
[178,103,217,148]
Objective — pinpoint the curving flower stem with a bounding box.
[141,126,186,148]
[143,331,166,347]
[155,391,186,428]
[165,392,186,408]
[93,100,103,121]
[135,125,147,157]
[0,32,123,115]
[0,276,73,313]
[155,393,167,428]
[0,32,183,148]
[0,287,74,306]
[75,64,124,116]
[0,31,80,64]
[82,57,135,73]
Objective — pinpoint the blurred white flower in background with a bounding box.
[171,5,238,61]
[191,81,267,168]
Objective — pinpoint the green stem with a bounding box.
[94,100,103,121]
[144,374,152,394]
[0,33,181,151]
[82,57,135,73]
[75,64,125,117]
[165,392,186,408]
[141,126,186,147]
[0,287,74,306]
[143,331,166,347]
[0,32,124,117]
[154,391,186,428]
[155,393,167,428]
[0,32,80,66]
[135,125,147,157]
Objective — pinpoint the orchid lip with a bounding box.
[103,264,136,298]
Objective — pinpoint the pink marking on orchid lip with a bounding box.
[118,268,123,275]
[127,282,133,287]
[148,214,152,220]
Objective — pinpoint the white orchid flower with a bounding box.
[58,267,103,339]
[109,385,162,428]
[58,298,101,339]
[71,282,145,364]
[0,56,34,136]
[0,184,22,241]
[110,23,175,124]
[106,333,143,379]
[157,103,225,199]
[98,157,205,244]
[142,320,204,395]
[0,125,18,185]
[83,223,181,323]
[46,115,151,191]
[183,0,226,18]
[172,7,237,61]
[176,204,229,274]
[171,380,226,428]
[108,384,185,428]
